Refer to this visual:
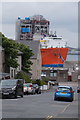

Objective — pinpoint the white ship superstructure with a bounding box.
[40,35,67,48]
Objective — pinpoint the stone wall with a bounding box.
[30,46,42,80]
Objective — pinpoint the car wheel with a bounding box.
[54,96,57,101]
[14,95,17,98]
[20,94,23,98]
[39,91,41,94]
[38,90,41,94]
[14,93,17,98]
[37,91,39,94]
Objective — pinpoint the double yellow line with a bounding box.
[45,115,54,120]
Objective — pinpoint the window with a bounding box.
[50,71,57,77]
[54,73,57,77]
[11,69,13,78]
[50,72,54,77]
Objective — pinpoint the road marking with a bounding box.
[53,103,72,118]
[46,115,54,120]
[45,100,73,119]
[60,103,71,114]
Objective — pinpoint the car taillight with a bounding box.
[30,85,32,87]
[69,90,73,93]
[55,89,58,92]
[24,87,26,89]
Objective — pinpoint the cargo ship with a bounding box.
[40,33,69,67]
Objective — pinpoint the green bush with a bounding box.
[15,71,32,83]
[42,77,49,81]
[41,77,49,85]
[32,79,41,86]
[32,78,48,86]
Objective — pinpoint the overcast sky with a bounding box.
[0,2,78,48]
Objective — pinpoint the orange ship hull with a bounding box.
[41,48,69,67]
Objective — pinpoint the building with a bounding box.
[16,15,49,80]
[16,15,50,41]
[16,17,33,40]
[64,48,79,82]
[18,40,42,80]
[41,67,68,82]
[0,45,23,79]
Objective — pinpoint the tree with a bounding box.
[0,32,33,73]
[18,43,33,72]
[15,71,32,83]
[1,33,19,72]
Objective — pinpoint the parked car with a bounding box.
[23,83,28,95]
[33,84,41,94]
[54,86,74,102]
[77,87,80,93]
[26,83,35,95]
[0,79,24,98]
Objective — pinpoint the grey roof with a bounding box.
[18,40,40,59]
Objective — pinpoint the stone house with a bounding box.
[18,40,42,80]
[0,45,23,79]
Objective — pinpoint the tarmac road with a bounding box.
[2,82,78,119]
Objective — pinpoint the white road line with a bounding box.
[60,103,71,114]
[54,103,72,118]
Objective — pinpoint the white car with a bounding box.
[24,83,28,94]
[24,83,35,95]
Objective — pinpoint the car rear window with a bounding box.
[26,84,32,87]
[58,87,70,91]
[24,84,27,87]
[33,84,38,87]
